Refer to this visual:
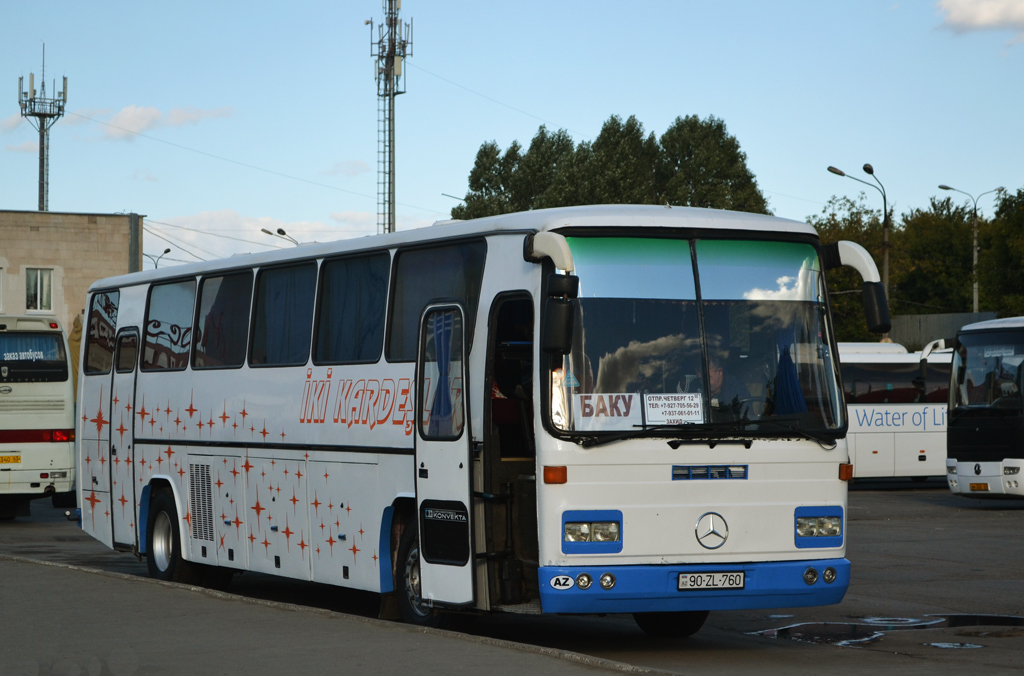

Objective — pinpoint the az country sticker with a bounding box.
[549,575,575,590]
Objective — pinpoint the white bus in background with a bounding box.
[1,316,76,519]
[839,340,951,479]
[76,205,890,637]
[946,317,1024,499]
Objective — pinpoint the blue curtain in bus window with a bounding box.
[315,253,389,363]
[252,263,316,366]
[774,333,808,416]
[427,310,455,437]
[194,272,252,369]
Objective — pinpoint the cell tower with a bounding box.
[18,45,67,212]
[368,0,412,234]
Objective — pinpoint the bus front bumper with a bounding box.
[947,460,1024,498]
[537,558,849,614]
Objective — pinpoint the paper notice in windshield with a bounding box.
[572,393,643,431]
[983,346,1015,357]
[644,393,703,424]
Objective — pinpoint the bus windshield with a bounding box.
[952,330,1024,411]
[0,332,68,383]
[549,237,844,437]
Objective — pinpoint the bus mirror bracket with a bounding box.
[525,232,575,274]
[823,241,891,335]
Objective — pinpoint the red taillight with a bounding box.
[49,322,59,329]
[0,429,75,444]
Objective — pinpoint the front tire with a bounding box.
[396,521,443,627]
[633,610,709,638]
[146,488,203,584]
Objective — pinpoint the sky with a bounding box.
[2,0,1023,269]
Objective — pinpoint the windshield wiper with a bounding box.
[581,417,836,449]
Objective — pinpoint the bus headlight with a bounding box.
[796,516,842,538]
[947,466,958,475]
[564,521,620,543]
[1004,467,1020,475]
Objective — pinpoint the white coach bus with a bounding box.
[76,205,889,636]
[1,315,75,518]
[946,317,1024,499]
[839,341,952,479]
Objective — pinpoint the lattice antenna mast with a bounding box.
[368,0,412,234]
[18,44,67,212]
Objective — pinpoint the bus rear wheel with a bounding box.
[396,521,444,628]
[146,488,203,585]
[633,610,709,638]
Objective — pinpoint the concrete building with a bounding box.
[0,209,143,330]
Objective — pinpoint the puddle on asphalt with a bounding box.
[750,614,1024,648]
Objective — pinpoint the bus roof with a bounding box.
[0,315,64,332]
[838,342,909,355]
[838,342,952,365]
[88,205,815,293]
[958,316,1024,334]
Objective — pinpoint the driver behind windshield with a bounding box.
[682,353,752,420]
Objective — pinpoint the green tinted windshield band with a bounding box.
[566,237,696,300]
[696,240,821,301]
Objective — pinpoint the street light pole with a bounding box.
[142,247,171,269]
[938,184,1001,314]
[827,164,890,300]
[261,228,299,246]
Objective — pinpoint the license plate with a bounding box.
[969,482,989,492]
[678,571,745,590]
[0,455,21,464]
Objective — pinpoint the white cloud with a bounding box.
[329,210,376,228]
[323,160,371,177]
[1,114,23,133]
[5,140,37,153]
[60,108,112,127]
[131,169,158,182]
[938,0,1024,43]
[100,104,233,141]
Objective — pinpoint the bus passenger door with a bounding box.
[415,304,475,607]
[109,330,139,549]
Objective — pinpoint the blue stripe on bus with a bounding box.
[138,484,152,555]
[378,506,395,594]
[537,558,849,614]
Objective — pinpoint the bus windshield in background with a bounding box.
[952,330,1024,410]
[841,362,951,404]
[549,237,844,437]
[0,333,68,383]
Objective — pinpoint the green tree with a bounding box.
[979,187,1024,316]
[893,198,973,315]
[658,115,770,214]
[453,113,769,218]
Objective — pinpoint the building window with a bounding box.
[26,268,53,311]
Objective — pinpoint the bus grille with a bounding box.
[0,399,66,412]
[188,463,215,542]
[672,465,748,480]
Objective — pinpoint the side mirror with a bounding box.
[541,274,579,355]
[862,282,891,334]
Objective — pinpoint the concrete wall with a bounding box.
[890,312,998,350]
[0,210,143,330]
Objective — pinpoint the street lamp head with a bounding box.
[827,166,846,177]
[277,228,288,236]
[938,185,953,191]
[862,163,874,176]
[162,247,171,254]
[260,228,273,236]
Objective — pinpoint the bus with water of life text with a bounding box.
[839,340,951,479]
[75,205,890,637]
[946,317,1024,499]
[1,315,76,519]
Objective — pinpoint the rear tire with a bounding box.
[396,521,444,627]
[633,610,709,638]
[146,488,203,584]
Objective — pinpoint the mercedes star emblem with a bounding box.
[974,463,982,476]
[695,512,729,549]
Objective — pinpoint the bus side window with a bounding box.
[115,334,138,373]
[193,272,253,369]
[85,291,119,375]
[314,253,390,364]
[143,280,197,371]
[250,263,316,367]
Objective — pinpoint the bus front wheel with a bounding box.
[396,521,444,628]
[146,488,203,585]
[633,610,709,638]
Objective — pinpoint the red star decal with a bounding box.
[165,446,174,460]
[311,493,321,515]
[349,543,360,560]
[215,476,224,490]
[328,501,334,511]
[372,550,379,565]
[90,408,109,436]
[183,510,192,530]
[326,534,337,554]
[283,467,289,477]
[323,469,330,481]
[239,402,248,421]
[220,405,230,425]
[116,420,127,441]
[118,492,128,510]
[136,400,149,423]
[280,430,286,440]
[251,491,265,528]
[261,536,272,554]
[156,455,164,468]
[319,521,326,533]
[232,510,243,534]
[270,458,276,467]
[113,394,119,406]
[290,490,300,509]
[149,416,156,431]
[358,526,365,538]
[177,466,185,479]
[186,391,197,418]
[282,520,294,549]
[295,469,303,481]
[260,423,269,440]
[113,456,121,467]
[230,462,240,480]
[242,457,254,475]
[174,415,182,429]
[165,401,173,417]
[299,538,308,554]
[248,532,257,544]
[346,504,352,515]
[99,453,107,469]
[219,533,226,551]
[207,414,215,430]
[232,419,238,431]
[125,401,132,413]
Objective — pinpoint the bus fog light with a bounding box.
[1004,467,1020,475]
[564,523,591,542]
[591,522,620,542]
[823,567,837,584]
[599,573,616,590]
[803,568,818,585]
[947,466,957,475]
[576,573,593,590]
